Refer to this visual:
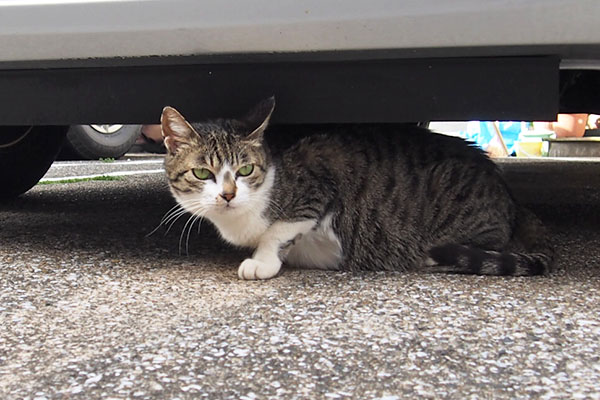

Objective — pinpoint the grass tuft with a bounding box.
[38,175,123,185]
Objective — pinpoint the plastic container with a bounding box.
[515,129,555,157]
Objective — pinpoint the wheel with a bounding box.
[0,126,67,199]
[60,124,141,160]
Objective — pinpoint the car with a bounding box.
[0,0,599,198]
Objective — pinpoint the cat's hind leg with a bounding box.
[238,220,316,280]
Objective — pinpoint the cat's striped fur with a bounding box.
[161,98,553,279]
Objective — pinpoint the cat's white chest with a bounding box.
[208,211,269,248]
[285,214,342,270]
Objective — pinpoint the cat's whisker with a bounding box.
[146,221,166,238]
[167,199,207,213]
[186,213,205,255]
[178,205,208,255]
[165,202,206,233]
[197,214,205,234]
[156,204,179,223]
[164,209,190,235]
[179,214,196,256]
[163,206,189,225]
[146,204,186,237]
[148,198,206,238]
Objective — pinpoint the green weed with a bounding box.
[38,175,123,185]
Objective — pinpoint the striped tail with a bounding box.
[426,244,552,276]
[426,208,554,276]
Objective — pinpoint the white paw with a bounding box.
[238,258,280,280]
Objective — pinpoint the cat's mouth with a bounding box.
[215,202,237,212]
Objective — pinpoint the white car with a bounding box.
[0,0,599,197]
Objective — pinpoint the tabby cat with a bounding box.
[161,97,553,280]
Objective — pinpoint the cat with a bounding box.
[160,97,553,280]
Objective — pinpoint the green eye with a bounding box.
[192,168,213,180]
[237,164,254,177]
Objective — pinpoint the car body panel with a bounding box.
[0,56,560,124]
[0,0,597,124]
[0,0,599,64]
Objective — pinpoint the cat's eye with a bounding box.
[192,168,214,180]
[237,164,254,177]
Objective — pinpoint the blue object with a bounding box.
[461,121,524,155]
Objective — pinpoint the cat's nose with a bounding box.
[220,192,235,202]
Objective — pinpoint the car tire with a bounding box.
[0,126,67,199]
[60,124,141,160]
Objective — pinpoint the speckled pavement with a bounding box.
[0,159,599,399]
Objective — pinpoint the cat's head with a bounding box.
[161,97,275,219]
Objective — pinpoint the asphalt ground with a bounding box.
[0,155,599,399]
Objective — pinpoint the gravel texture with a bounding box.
[0,159,599,399]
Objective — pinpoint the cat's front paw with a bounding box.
[238,258,280,280]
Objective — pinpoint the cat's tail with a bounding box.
[425,208,554,276]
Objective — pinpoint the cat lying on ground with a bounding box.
[161,97,553,280]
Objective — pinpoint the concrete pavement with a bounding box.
[0,157,599,399]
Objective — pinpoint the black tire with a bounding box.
[60,124,141,160]
[0,126,67,199]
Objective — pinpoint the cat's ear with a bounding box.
[244,96,275,141]
[161,106,196,155]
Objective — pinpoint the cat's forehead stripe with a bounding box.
[210,153,220,168]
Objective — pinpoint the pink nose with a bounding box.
[220,192,235,202]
